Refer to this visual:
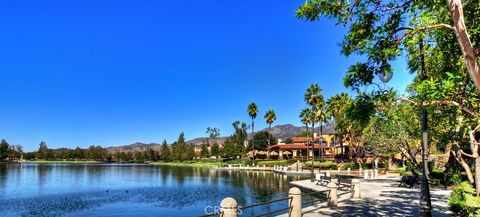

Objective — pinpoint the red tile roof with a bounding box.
[269,144,332,150]
[292,137,319,143]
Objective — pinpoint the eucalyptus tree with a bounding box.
[264,109,277,155]
[206,127,221,157]
[296,0,480,92]
[0,139,9,160]
[247,103,259,160]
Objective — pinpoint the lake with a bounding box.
[0,163,309,217]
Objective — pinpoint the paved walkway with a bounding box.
[282,177,452,217]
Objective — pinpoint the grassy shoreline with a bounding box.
[22,160,101,164]
[149,161,225,167]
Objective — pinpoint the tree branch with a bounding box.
[385,0,413,11]
[418,24,456,32]
[398,97,480,120]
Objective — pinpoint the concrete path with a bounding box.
[283,177,452,217]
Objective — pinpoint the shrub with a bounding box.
[449,181,480,216]
[342,162,355,169]
[303,161,337,169]
[256,160,289,166]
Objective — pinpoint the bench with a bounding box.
[315,174,331,186]
[336,178,353,191]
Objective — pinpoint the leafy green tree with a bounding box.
[200,143,210,158]
[134,151,145,162]
[36,141,49,160]
[222,121,249,159]
[185,144,196,160]
[86,145,107,161]
[171,132,187,161]
[0,139,10,160]
[160,140,171,161]
[74,147,85,160]
[248,131,277,151]
[296,0,480,92]
[285,138,293,144]
[211,143,221,158]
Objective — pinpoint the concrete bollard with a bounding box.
[347,168,351,175]
[327,182,338,207]
[337,168,341,174]
[220,197,238,217]
[374,169,378,178]
[363,170,368,179]
[351,179,361,199]
[288,187,302,217]
[326,171,331,177]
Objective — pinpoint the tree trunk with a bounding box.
[460,158,475,183]
[447,0,480,92]
[306,124,309,162]
[268,124,271,160]
[476,157,480,196]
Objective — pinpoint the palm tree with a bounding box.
[264,109,277,158]
[304,83,323,181]
[247,103,259,159]
[327,93,352,157]
[300,108,313,161]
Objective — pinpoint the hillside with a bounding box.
[106,123,335,152]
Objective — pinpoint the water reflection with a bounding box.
[0,163,308,217]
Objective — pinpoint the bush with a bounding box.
[256,160,289,166]
[449,181,480,216]
[304,161,337,169]
[342,162,355,169]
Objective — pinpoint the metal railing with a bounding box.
[198,179,362,217]
[301,190,329,206]
[198,196,292,217]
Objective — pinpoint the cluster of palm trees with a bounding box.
[300,83,331,179]
[247,103,277,160]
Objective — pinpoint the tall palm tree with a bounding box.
[247,102,258,159]
[304,83,323,181]
[327,92,352,157]
[300,108,313,161]
[264,109,276,158]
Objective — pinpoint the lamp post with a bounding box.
[392,27,431,216]
[418,35,432,217]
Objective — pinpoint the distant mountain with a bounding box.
[105,123,335,152]
[106,142,161,153]
[253,123,334,142]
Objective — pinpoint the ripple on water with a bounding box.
[0,186,234,217]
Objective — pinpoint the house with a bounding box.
[268,133,348,160]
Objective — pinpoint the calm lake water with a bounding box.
[0,163,308,217]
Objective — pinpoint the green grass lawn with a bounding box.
[149,161,225,167]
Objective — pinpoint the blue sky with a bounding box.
[0,1,414,151]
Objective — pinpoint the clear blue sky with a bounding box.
[0,1,414,151]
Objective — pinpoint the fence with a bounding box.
[198,179,361,217]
